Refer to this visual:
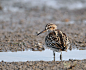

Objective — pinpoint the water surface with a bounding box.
[0,49,86,62]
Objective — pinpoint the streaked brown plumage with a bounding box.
[37,23,70,61]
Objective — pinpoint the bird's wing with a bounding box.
[45,29,68,49]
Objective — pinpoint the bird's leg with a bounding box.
[53,51,55,61]
[60,51,62,61]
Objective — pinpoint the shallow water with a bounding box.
[0,49,86,62]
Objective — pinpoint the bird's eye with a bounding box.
[49,26,51,28]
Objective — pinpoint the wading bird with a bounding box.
[37,23,70,61]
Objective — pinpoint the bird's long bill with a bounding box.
[37,29,47,36]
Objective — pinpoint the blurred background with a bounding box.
[0,0,86,24]
[0,0,86,52]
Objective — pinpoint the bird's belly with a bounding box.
[50,47,61,52]
[45,40,61,52]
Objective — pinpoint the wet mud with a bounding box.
[0,59,86,70]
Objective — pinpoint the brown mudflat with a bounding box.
[0,0,86,51]
[0,59,86,70]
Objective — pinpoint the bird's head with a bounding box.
[37,23,57,36]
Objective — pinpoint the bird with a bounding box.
[37,23,70,61]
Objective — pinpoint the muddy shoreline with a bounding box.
[0,59,86,70]
[0,23,86,52]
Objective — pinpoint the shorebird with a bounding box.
[37,23,70,61]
